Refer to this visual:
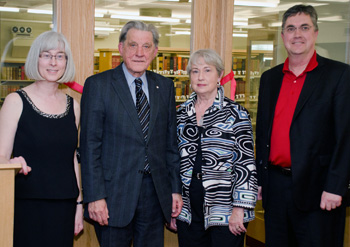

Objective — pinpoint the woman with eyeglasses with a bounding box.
[0,31,83,247]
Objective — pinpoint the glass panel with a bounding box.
[94,0,192,104]
[232,1,350,137]
[0,0,53,106]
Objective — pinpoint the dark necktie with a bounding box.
[135,78,150,172]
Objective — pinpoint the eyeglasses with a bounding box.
[127,42,153,52]
[283,25,313,34]
[39,52,67,61]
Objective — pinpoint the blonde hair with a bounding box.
[187,49,224,76]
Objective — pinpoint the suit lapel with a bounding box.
[267,66,284,133]
[292,55,324,121]
[146,71,159,143]
[111,65,144,140]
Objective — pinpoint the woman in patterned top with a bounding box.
[0,31,83,247]
[176,49,257,247]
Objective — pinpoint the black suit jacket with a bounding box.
[256,54,350,211]
[80,64,181,227]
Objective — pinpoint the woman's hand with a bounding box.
[10,156,31,175]
[74,204,84,236]
[229,207,246,236]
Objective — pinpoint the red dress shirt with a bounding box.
[269,52,318,167]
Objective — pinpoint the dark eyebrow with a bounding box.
[286,24,310,27]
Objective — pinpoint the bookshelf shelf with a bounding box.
[0,62,34,105]
[163,75,188,78]
[1,80,33,84]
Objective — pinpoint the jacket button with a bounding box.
[266,144,269,148]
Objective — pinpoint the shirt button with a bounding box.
[293,80,296,83]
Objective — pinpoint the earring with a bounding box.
[217,81,221,87]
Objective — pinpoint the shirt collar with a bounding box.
[283,51,318,75]
[122,62,147,87]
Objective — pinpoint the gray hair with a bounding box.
[25,31,75,83]
[187,49,224,76]
[282,5,319,32]
[119,21,159,47]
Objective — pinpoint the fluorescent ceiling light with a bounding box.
[28,9,53,14]
[111,14,180,23]
[245,24,263,29]
[109,10,139,15]
[172,14,191,19]
[234,21,248,26]
[0,7,20,12]
[95,27,115,31]
[252,44,273,51]
[234,1,279,7]
[319,16,343,21]
[269,22,282,27]
[96,9,139,16]
[233,33,248,37]
[175,31,191,35]
[172,27,191,31]
[234,17,248,21]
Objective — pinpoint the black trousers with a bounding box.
[95,174,165,247]
[264,167,346,247]
[177,174,246,247]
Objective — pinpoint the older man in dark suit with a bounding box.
[256,5,350,247]
[80,21,182,247]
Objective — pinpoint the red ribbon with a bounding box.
[220,70,236,100]
[64,72,237,98]
[64,81,83,93]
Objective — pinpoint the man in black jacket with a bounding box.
[256,5,350,247]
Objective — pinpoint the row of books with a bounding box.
[1,66,30,80]
[149,54,189,75]
[174,79,190,97]
[0,85,21,100]
[235,79,246,94]
[94,53,190,76]
[112,55,122,68]
[232,58,261,76]
[232,58,246,71]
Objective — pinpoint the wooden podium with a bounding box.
[0,163,21,247]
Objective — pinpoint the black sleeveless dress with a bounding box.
[13,89,79,247]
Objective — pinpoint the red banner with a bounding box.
[220,70,236,100]
[64,81,83,93]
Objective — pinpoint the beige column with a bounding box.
[191,0,234,98]
[54,1,98,246]
[54,0,95,102]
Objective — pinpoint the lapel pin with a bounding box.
[156,86,159,89]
